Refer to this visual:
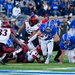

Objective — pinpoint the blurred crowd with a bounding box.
[0,0,75,17]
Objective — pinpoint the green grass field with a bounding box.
[0,52,75,71]
[0,52,75,75]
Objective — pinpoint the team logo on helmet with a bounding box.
[45,21,53,32]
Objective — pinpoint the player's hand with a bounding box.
[61,27,64,30]
[16,33,19,38]
[19,41,26,46]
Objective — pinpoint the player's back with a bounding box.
[0,28,11,44]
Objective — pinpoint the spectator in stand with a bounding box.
[51,0,61,16]
[73,0,75,7]
[19,0,26,13]
[42,1,48,11]
[28,0,36,7]
[49,0,61,5]
[46,6,52,16]
[12,2,21,18]
[42,14,49,24]
[4,0,14,17]
[60,16,70,39]
[0,0,6,13]
[34,0,42,10]
[68,0,74,6]
[67,14,72,25]
[0,0,6,5]
[24,4,33,16]
[37,5,44,16]
[42,1,51,16]
[51,15,61,36]
[60,0,68,15]
[33,6,38,15]
[63,4,74,15]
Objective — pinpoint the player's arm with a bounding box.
[59,50,66,64]
[11,33,25,47]
[53,34,60,42]
[17,24,25,34]
[36,58,42,63]
[28,30,42,42]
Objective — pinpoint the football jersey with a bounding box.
[40,25,57,40]
[60,36,75,50]
[0,28,11,44]
[25,21,39,35]
[27,50,40,62]
[42,19,49,24]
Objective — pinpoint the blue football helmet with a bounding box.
[45,21,53,32]
[62,33,70,45]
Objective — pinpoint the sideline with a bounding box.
[0,70,75,75]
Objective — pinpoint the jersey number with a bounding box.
[0,29,7,36]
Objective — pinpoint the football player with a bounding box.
[16,15,41,53]
[42,14,49,24]
[28,21,60,64]
[0,23,25,64]
[59,33,75,64]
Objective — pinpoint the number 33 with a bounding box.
[0,29,7,36]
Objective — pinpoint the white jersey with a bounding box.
[0,20,2,28]
[0,28,11,44]
[27,50,40,62]
[25,21,39,35]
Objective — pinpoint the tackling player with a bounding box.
[0,22,25,64]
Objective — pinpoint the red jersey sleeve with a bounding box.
[42,19,49,24]
[10,29,14,34]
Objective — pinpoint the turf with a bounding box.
[0,52,75,72]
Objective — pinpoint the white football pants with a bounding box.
[66,49,75,63]
[40,39,54,57]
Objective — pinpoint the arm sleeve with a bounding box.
[28,34,38,42]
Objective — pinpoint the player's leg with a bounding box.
[53,42,61,62]
[0,53,6,65]
[67,49,75,63]
[3,46,14,53]
[40,40,47,62]
[45,41,54,64]
[27,42,36,50]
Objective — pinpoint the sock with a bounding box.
[0,53,6,61]
[13,48,22,57]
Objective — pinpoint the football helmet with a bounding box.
[30,15,39,25]
[45,21,53,32]
[2,21,11,28]
[62,33,70,45]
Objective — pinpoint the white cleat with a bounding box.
[45,59,49,64]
